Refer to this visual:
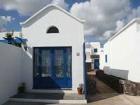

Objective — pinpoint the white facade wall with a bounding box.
[21,8,84,91]
[0,43,22,104]
[85,42,101,61]
[100,41,111,70]
[99,48,105,69]
[90,42,101,55]
[90,42,101,69]
[102,20,140,82]
[132,22,140,82]
[85,48,92,63]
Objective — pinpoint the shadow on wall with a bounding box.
[0,43,22,105]
[21,47,33,91]
[103,66,129,80]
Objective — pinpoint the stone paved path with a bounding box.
[95,77,116,93]
[87,71,140,105]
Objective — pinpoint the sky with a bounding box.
[0,0,140,43]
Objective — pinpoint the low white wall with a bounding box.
[0,43,22,105]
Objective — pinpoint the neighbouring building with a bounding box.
[100,18,140,83]
[85,42,101,71]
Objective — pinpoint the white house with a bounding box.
[85,42,101,70]
[85,47,92,63]
[90,42,101,70]
[101,18,140,83]
[0,4,87,104]
[21,4,85,92]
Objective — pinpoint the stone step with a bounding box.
[30,89,77,94]
[9,93,87,104]
[4,101,86,105]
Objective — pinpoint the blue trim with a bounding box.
[0,37,27,44]
[33,47,72,89]
[83,42,87,99]
[39,49,42,77]
[105,54,108,63]
[94,59,100,69]
[94,48,98,53]
[52,48,55,78]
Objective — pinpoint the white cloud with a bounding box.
[0,16,15,32]
[70,0,140,42]
[52,0,68,10]
[103,20,125,39]
[0,0,68,16]
[1,0,140,43]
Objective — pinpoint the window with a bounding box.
[47,26,59,33]
[94,48,98,53]
[105,54,108,63]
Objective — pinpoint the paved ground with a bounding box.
[4,95,140,105]
[95,76,116,93]
[3,71,140,105]
[87,71,140,105]
[11,93,84,100]
[88,94,140,105]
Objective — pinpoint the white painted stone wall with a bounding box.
[85,48,92,63]
[99,48,105,69]
[102,19,140,82]
[21,7,84,91]
[0,43,22,105]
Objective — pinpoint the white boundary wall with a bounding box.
[101,19,140,82]
[0,43,22,105]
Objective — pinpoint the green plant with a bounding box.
[17,83,26,93]
[4,32,23,47]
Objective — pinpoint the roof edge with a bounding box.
[20,4,85,26]
[108,18,140,41]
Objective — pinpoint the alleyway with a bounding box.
[87,71,140,105]
[3,71,140,105]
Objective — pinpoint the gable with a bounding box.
[21,4,84,27]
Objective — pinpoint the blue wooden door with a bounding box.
[94,59,99,69]
[33,47,72,89]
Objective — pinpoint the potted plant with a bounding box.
[77,84,83,95]
[17,82,26,94]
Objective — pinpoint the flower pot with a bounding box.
[77,87,82,95]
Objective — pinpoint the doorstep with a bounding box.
[30,89,77,94]
[9,92,87,104]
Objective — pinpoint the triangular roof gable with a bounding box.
[20,4,84,27]
[108,18,140,41]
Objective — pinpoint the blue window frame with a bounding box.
[94,48,98,53]
[105,54,108,63]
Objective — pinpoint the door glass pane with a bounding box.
[54,49,64,78]
[66,48,72,77]
[34,48,40,77]
[41,49,51,77]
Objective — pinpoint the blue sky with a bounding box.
[0,0,83,31]
[0,0,140,42]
